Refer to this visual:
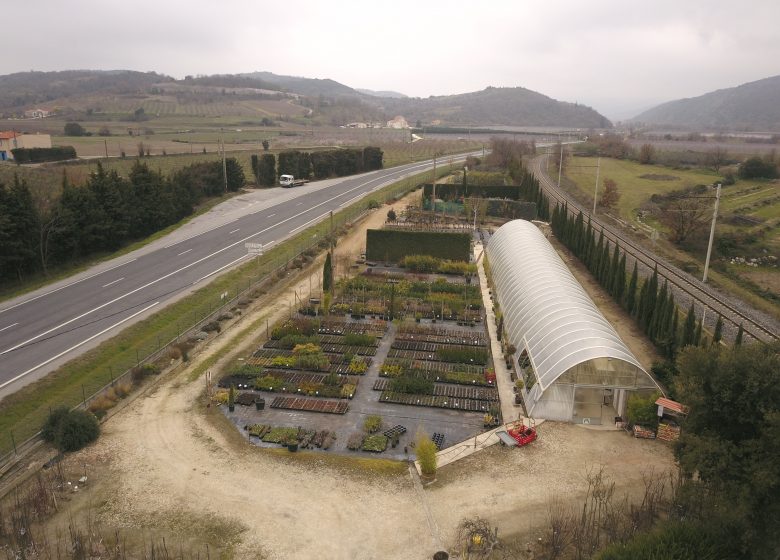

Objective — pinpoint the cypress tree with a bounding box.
[573,211,584,256]
[592,231,604,275]
[650,280,669,341]
[626,262,638,315]
[667,304,680,359]
[636,281,649,325]
[643,266,659,332]
[682,302,696,347]
[599,241,611,286]
[735,323,744,346]
[583,218,593,262]
[712,314,723,346]
[694,319,703,346]
[608,242,620,295]
[616,253,627,304]
[323,252,333,292]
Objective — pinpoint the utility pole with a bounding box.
[432,155,436,215]
[557,138,564,189]
[592,157,601,215]
[702,183,721,283]
[220,128,228,193]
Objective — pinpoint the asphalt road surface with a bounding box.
[0,155,474,398]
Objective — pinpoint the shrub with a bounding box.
[626,391,661,427]
[364,415,382,433]
[436,346,488,365]
[11,146,77,163]
[367,199,381,209]
[381,364,404,377]
[131,363,159,384]
[347,432,365,450]
[254,375,283,391]
[390,376,434,394]
[293,343,329,370]
[416,434,438,476]
[402,255,441,273]
[341,383,356,398]
[362,434,388,452]
[113,382,132,398]
[42,407,100,452]
[343,333,374,346]
[347,356,368,374]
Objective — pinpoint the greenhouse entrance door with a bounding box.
[572,387,616,425]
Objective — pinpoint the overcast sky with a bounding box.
[4,0,779,119]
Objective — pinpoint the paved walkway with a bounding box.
[474,240,522,425]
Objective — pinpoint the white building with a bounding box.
[386,116,409,129]
[23,108,53,119]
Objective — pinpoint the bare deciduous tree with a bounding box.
[659,194,710,244]
[599,178,620,210]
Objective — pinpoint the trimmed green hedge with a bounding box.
[12,146,76,163]
[366,230,471,263]
[423,183,521,200]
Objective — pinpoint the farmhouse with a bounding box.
[0,131,53,161]
[486,220,660,425]
[23,108,52,119]
[386,116,409,129]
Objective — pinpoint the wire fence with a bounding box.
[0,176,422,475]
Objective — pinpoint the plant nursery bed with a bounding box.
[270,396,349,414]
[378,391,490,413]
[372,379,498,401]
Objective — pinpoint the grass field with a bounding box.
[560,155,780,318]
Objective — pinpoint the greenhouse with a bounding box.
[486,220,660,424]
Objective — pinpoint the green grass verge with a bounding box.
[0,165,444,456]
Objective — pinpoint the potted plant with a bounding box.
[228,385,236,412]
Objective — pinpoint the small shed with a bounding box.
[655,397,688,442]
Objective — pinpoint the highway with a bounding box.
[0,155,473,398]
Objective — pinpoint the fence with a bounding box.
[0,176,420,474]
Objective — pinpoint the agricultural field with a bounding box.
[560,155,780,314]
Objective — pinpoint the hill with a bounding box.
[0,70,173,111]
[356,88,408,99]
[238,71,358,97]
[382,87,611,128]
[0,70,612,128]
[632,75,780,131]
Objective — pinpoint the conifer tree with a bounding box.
[735,323,744,346]
[682,302,696,347]
[626,262,638,315]
[323,252,333,292]
[694,319,703,346]
[608,243,620,295]
[616,253,627,303]
[712,314,723,346]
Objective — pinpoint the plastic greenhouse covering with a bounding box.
[486,220,656,392]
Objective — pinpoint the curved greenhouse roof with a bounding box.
[486,220,648,392]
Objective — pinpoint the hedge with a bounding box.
[423,183,522,201]
[366,230,471,263]
[12,146,77,163]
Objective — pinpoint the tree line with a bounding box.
[250,147,383,187]
[549,203,741,384]
[0,159,245,284]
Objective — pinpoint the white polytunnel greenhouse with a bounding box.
[486,220,661,424]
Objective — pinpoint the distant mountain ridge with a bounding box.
[632,75,780,130]
[0,69,611,128]
[356,88,408,99]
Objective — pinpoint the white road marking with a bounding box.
[0,259,137,316]
[177,249,192,256]
[289,212,331,235]
[229,228,240,234]
[192,254,251,285]
[267,213,276,218]
[0,323,18,333]
[101,277,124,288]
[296,202,303,206]
[0,156,469,354]
[0,302,160,391]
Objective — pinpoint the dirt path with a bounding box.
[48,207,674,559]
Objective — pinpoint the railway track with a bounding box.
[531,154,779,345]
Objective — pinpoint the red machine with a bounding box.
[507,423,537,446]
